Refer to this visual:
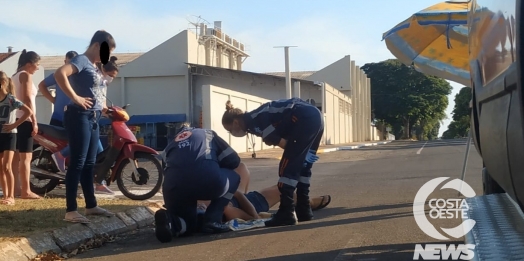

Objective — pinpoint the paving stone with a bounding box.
[0,241,27,261]
[125,207,154,228]
[13,232,60,260]
[86,216,131,236]
[116,212,138,231]
[52,223,95,252]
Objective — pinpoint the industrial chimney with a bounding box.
[7,46,13,53]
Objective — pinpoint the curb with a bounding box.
[317,141,391,154]
[274,141,392,159]
[0,205,160,261]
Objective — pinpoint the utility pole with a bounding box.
[274,46,297,99]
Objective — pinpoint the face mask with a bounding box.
[104,75,113,84]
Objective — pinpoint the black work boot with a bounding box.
[154,209,173,243]
[154,209,185,243]
[295,182,314,222]
[265,184,298,227]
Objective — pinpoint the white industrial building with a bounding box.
[6,21,380,153]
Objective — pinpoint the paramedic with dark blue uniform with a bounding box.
[221,98,324,227]
[154,125,241,243]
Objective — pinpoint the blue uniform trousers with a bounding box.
[162,160,240,234]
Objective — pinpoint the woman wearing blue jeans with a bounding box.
[54,30,116,223]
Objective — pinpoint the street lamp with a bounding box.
[274,46,297,99]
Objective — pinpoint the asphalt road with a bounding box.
[70,139,483,261]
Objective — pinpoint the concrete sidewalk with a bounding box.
[239,140,393,160]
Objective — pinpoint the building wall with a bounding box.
[35,91,54,124]
[187,32,207,66]
[201,84,271,153]
[323,84,352,145]
[307,55,352,92]
[118,31,190,78]
[191,72,321,125]
[0,53,21,77]
[306,56,376,142]
[106,77,123,106]
[193,71,353,153]
[118,76,188,116]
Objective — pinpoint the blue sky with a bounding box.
[0,0,465,136]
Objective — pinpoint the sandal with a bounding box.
[85,207,115,217]
[64,214,91,224]
[312,195,331,211]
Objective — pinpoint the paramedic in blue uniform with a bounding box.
[154,124,241,243]
[221,98,324,227]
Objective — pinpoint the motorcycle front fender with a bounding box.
[122,143,159,159]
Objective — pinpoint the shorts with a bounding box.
[16,120,34,153]
[0,133,16,152]
[230,191,270,213]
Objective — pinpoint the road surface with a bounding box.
[70,139,483,261]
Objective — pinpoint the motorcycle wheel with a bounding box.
[30,149,60,195]
[115,152,164,200]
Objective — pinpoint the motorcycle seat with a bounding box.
[37,123,68,141]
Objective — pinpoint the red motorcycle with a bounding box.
[30,104,164,200]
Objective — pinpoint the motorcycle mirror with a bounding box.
[106,97,114,108]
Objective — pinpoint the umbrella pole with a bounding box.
[458,130,472,196]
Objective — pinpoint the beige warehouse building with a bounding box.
[20,21,380,153]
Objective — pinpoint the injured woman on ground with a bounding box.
[196,163,331,222]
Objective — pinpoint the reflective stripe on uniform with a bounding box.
[262,124,275,139]
[204,130,214,159]
[250,103,295,119]
[278,176,298,187]
[178,217,187,234]
[221,192,234,200]
[298,176,311,184]
[218,147,234,161]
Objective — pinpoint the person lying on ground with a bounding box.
[197,184,331,222]
[196,160,330,222]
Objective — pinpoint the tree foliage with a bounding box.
[442,86,471,139]
[361,59,452,140]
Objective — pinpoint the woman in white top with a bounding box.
[11,49,41,200]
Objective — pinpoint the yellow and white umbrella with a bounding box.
[382,0,471,86]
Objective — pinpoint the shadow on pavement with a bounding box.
[313,202,412,219]
[248,241,463,261]
[357,141,470,151]
[73,210,414,260]
[248,248,341,261]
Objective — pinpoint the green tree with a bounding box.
[442,86,472,139]
[362,59,452,140]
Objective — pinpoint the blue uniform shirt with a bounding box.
[68,55,104,111]
[162,127,240,170]
[243,98,310,146]
[43,73,71,121]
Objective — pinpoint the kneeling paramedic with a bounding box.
[221,98,324,227]
[155,125,241,243]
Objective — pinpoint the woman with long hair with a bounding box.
[0,71,33,205]
[11,49,41,200]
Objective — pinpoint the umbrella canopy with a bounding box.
[382,1,471,86]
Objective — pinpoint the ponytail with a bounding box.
[16,49,41,71]
[7,78,15,96]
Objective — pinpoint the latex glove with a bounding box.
[305,152,319,164]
